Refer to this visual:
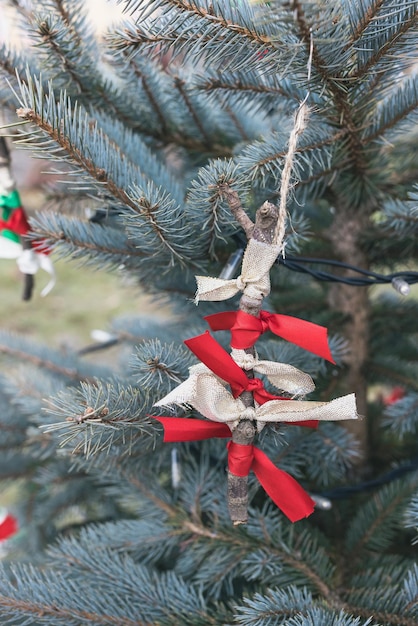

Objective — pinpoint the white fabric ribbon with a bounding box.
[0,239,56,297]
[0,237,22,259]
[230,348,315,396]
[195,239,281,303]
[154,366,358,431]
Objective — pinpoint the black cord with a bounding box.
[230,233,418,288]
[319,458,418,500]
[278,256,418,287]
[77,338,119,355]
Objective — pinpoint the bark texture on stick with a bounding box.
[223,188,280,524]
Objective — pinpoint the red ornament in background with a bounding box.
[383,387,405,406]
[0,511,18,541]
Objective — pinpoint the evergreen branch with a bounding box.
[346,473,418,558]
[293,2,368,177]
[224,105,249,142]
[41,382,157,457]
[28,212,150,268]
[0,46,25,82]
[111,53,236,154]
[114,456,341,602]
[124,0,272,47]
[34,15,86,95]
[27,5,139,128]
[186,158,248,255]
[132,339,195,394]
[125,56,170,135]
[36,532,229,624]
[14,107,131,208]
[345,0,385,48]
[0,590,149,626]
[52,0,75,29]
[0,335,99,384]
[363,78,418,142]
[236,123,337,190]
[252,130,346,175]
[382,393,418,439]
[12,74,194,264]
[367,362,418,391]
[234,586,314,625]
[346,604,418,626]
[112,0,284,75]
[294,160,351,189]
[173,75,212,146]
[353,4,418,78]
[197,73,297,102]
[120,473,342,607]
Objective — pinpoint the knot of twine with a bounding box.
[231,348,256,370]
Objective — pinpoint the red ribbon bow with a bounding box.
[154,416,315,522]
[0,206,50,255]
[0,206,31,236]
[204,310,335,363]
[184,331,318,428]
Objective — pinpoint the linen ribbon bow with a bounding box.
[205,309,335,363]
[195,239,280,303]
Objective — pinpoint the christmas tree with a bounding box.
[0,1,418,624]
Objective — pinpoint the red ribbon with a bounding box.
[184,331,318,428]
[154,416,315,522]
[205,310,335,363]
[0,513,18,541]
[0,207,50,254]
[155,416,231,442]
[185,331,286,404]
[0,206,30,236]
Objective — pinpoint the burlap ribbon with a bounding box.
[195,239,281,302]
[153,416,315,522]
[205,309,335,362]
[230,348,315,396]
[154,360,357,431]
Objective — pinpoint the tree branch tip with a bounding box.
[16,107,35,120]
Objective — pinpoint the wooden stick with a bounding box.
[222,189,280,523]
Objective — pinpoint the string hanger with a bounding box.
[273,27,313,250]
